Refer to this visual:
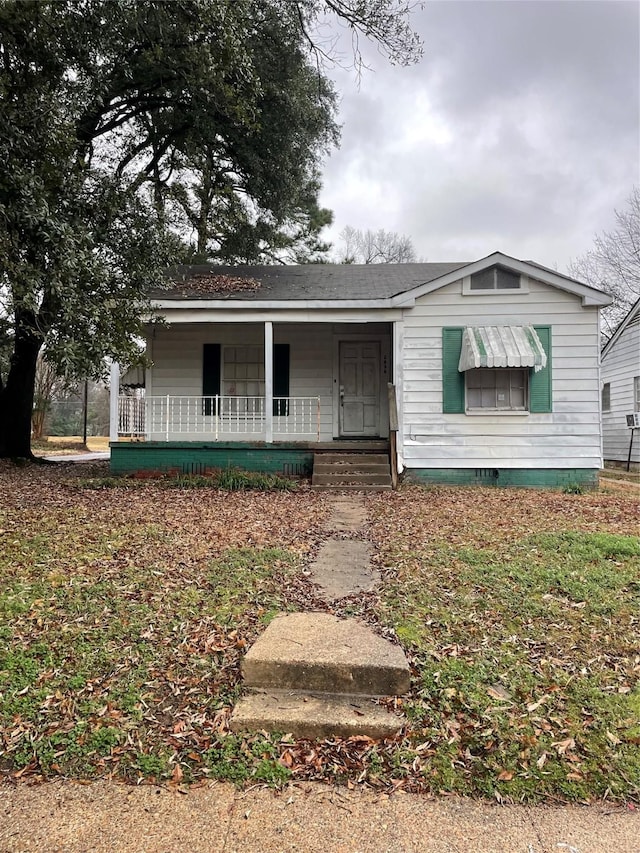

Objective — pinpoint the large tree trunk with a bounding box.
[0,321,42,459]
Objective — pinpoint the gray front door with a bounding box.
[339,341,380,436]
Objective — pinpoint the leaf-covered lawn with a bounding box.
[0,462,638,803]
[367,487,640,803]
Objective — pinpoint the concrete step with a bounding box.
[230,689,404,740]
[311,484,392,492]
[314,453,390,465]
[312,472,392,486]
[314,462,390,474]
[312,452,392,491]
[241,613,411,697]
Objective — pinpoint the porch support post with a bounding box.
[264,321,273,443]
[109,361,120,442]
[393,320,404,467]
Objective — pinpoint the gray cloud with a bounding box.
[320,0,640,270]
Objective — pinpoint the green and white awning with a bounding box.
[458,326,547,372]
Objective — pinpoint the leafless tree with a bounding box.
[568,187,640,340]
[338,226,418,264]
[32,355,72,441]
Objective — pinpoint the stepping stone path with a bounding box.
[308,539,376,601]
[230,496,410,739]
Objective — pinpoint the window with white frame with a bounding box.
[469,267,522,291]
[602,382,611,412]
[223,346,264,413]
[466,368,528,411]
[634,376,640,412]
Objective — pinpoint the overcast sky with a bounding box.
[318,0,639,271]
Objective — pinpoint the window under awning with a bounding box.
[458,326,547,372]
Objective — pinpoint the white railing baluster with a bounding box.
[117,395,322,440]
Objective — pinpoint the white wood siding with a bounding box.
[601,318,640,465]
[400,276,603,470]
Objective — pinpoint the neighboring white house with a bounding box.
[601,298,640,471]
[110,251,611,487]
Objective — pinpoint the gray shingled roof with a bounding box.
[153,262,470,301]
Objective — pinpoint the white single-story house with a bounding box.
[601,297,640,471]
[109,251,611,487]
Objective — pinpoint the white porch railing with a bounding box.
[117,395,321,441]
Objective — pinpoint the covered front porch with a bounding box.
[110,319,395,442]
[109,317,399,476]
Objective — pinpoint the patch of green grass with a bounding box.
[12,723,123,777]
[562,482,585,494]
[205,547,300,624]
[376,525,640,802]
[184,468,298,491]
[134,751,172,781]
[78,468,299,491]
[527,530,640,560]
[203,733,291,787]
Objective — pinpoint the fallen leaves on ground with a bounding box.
[1,465,638,804]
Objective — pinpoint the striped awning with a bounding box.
[458,326,547,372]
[120,365,146,388]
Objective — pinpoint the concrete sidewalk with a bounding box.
[0,780,637,853]
[42,451,110,463]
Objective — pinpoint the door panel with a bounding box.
[339,341,380,436]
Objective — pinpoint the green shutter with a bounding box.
[273,344,290,416]
[529,325,552,413]
[442,327,465,413]
[202,344,221,416]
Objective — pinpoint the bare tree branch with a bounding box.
[337,226,417,263]
[568,187,640,340]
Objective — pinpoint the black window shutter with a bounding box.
[273,344,290,416]
[202,344,220,416]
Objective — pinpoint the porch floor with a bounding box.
[112,439,390,451]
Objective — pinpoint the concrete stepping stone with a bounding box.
[231,613,410,739]
[322,496,367,532]
[309,539,378,601]
[241,613,410,696]
[230,690,403,740]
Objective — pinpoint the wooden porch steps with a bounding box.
[311,451,392,491]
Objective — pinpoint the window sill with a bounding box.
[465,409,529,416]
